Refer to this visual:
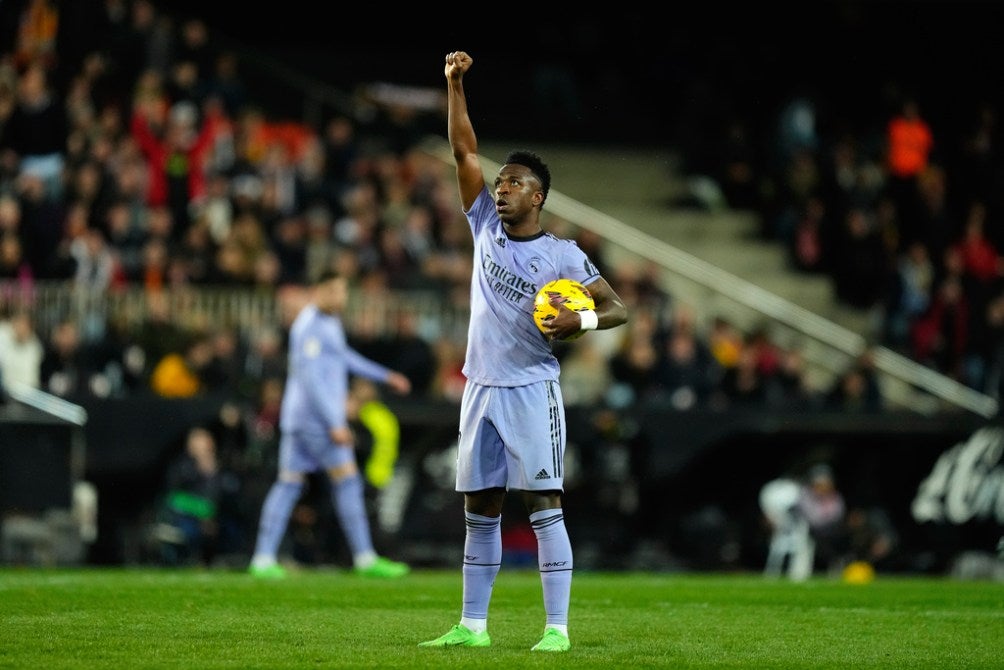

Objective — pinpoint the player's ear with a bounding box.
[532,190,544,208]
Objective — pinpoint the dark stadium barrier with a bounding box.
[11,395,1001,572]
[596,406,1002,573]
[0,392,88,565]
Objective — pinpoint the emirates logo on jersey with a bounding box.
[481,253,538,303]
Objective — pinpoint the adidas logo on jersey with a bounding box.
[534,469,550,480]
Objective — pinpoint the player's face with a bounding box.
[316,276,348,314]
[494,164,541,223]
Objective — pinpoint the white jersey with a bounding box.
[279,304,391,436]
[462,187,600,386]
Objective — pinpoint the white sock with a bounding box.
[353,550,377,569]
[547,624,568,636]
[250,555,276,569]
[460,617,487,634]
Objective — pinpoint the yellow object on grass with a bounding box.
[842,560,876,584]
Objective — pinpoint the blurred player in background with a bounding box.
[248,270,412,578]
[419,51,628,652]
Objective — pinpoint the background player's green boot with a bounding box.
[353,556,409,578]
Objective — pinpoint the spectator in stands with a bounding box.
[71,226,123,292]
[973,293,1004,400]
[714,343,769,409]
[157,425,243,566]
[0,60,68,201]
[911,165,956,264]
[0,191,35,303]
[707,316,742,372]
[200,50,248,120]
[429,336,466,403]
[149,332,215,398]
[746,326,781,378]
[11,0,59,72]
[320,115,359,205]
[952,200,1001,283]
[64,159,114,227]
[844,505,898,571]
[772,346,818,411]
[608,310,661,409]
[884,97,934,225]
[0,62,15,136]
[817,133,881,221]
[652,317,721,411]
[823,352,884,413]
[559,338,614,407]
[797,463,847,574]
[40,318,104,398]
[130,80,228,240]
[0,231,32,284]
[831,206,891,311]
[787,195,828,274]
[911,274,970,381]
[201,327,246,394]
[882,239,934,352]
[0,307,43,389]
[103,197,147,281]
[247,375,284,465]
[953,102,999,218]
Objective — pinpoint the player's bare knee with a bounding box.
[521,490,561,514]
[327,463,358,482]
[464,489,505,517]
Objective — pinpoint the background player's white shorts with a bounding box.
[456,379,565,492]
[279,431,354,474]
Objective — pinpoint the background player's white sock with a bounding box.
[251,480,303,565]
[331,474,374,558]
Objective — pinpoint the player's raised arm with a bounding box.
[445,51,484,211]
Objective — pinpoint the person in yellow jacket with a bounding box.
[150,335,214,398]
[347,377,400,490]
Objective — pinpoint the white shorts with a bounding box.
[279,430,354,474]
[456,379,565,492]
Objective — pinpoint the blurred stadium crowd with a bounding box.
[0,1,1002,568]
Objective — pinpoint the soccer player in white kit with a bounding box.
[248,270,412,579]
[419,51,629,652]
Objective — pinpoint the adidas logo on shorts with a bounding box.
[534,469,550,480]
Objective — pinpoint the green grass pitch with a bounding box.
[1,567,1002,669]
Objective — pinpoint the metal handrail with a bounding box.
[5,382,88,426]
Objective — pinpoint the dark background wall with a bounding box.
[5,398,999,572]
[175,1,1004,149]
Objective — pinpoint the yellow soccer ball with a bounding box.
[533,278,595,341]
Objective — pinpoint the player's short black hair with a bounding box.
[316,269,341,284]
[504,150,551,206]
